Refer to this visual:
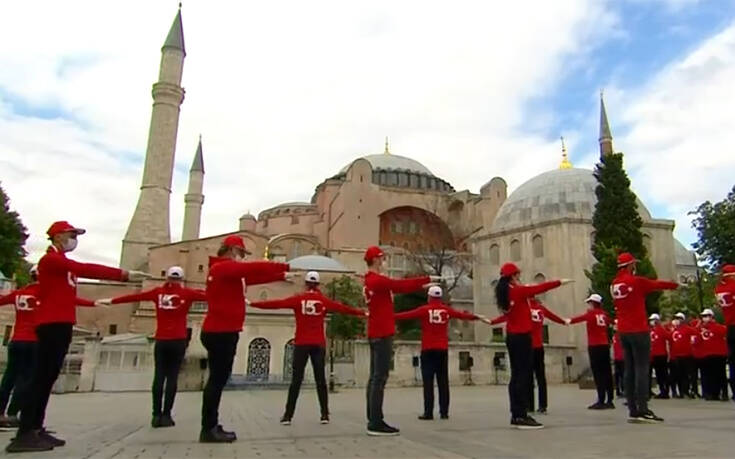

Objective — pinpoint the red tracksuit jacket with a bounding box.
[697,321,727,357]
[491,299,564,348]
[669,324,695,358]
[570,307,611,347]
[202,257,289,333]
[715,278,735,326]
[363,271,430,339]
[394,299,478,350]
[250,289,364,346]
[612,333,624,361]
[110,283,206,340]
[650,324,671,358]
[611,270,678,333]
[502,281,562,335]
[37,246,127,324]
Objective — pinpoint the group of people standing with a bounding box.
[1,219,734,451]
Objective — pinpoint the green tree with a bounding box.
[394,290,427,340]
[690,185,735,271]
[0,183,29,280]
[324,275,366,339]
[585,153,661,317]
[658,271,715,319]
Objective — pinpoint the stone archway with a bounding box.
[378,206,455,252]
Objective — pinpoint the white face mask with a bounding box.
[63,238,78,252]
[649,320,656,327]
[672,319,681,327]
[702,316,712,323]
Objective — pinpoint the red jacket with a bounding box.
[491,299,564,348]
[696,321,727,357]
[611,270,678,333]
[612,332,623,361]
[669,324,695,358]
[363,271,430,339]
[110,283,206,340]
[715,278,735,326]
[502,281,562,334]
[251,289,364,346]
[649,324,670,358]
[202,257,289,333]
[570,307,610,347]
[395,299,477,350]
[36,246,127,325]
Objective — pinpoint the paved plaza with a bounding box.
[1,385,734,458]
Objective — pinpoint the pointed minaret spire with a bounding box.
[559,136,572,169]
[182,136,205,241]
[599,89,613,157]
[384,136,390,155]
[163,3,186,55]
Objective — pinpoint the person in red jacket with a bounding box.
[494,262,571,430]
[696,309,728,400]
[611,252,678,424]
[199,235,291,443]
[714,264,735,398]
[569,294,615,409]
[690,318,705,398]
[362,246,433,437]
[648,313,672,399]
[491,297,566,414]
[395,285,485,420]
[100,266,206,429]
[0,266,94,429]
[612,320,625,397]
[250,271,366,425]
[667,312,695,399]
[7,221,144,454]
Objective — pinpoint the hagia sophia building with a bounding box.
[0,8,698,389]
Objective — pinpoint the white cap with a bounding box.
[428,286,443,298]
[166,266,184,279]
[649,313,660,321]
[700,308,714,316]
[305,271,320,284]
[674,312,686,320]
[585,293,603,304]
[29,264,39,276]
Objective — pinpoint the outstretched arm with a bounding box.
[512,280,563,301]
[249,296,299,310]
[76,297,96,307]
[446,307,478,321]
[110,289,158,305]
[541,305,566,325]
[368,275,431,294]
[394,306,426,321]
[324,298,366,317]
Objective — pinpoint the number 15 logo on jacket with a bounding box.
[428,309,448,324]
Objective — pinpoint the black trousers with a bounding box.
[528,347,547,411]
[0,341,38,416]
[152,339,187,416]
[589,345,614,404]
[621,332,650,416]
[728,326,735,396]
[366,337,392,426]
[420,349,449,416]
[693,358,704,396]
[506,332,532,419]
[200,332,239,430]
[18,323,72,434]
[285,345,328,417]
[614,360,625,395]
[670,356,693,397]
[650,355,670,397]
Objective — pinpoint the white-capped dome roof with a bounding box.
[288,255,352,273]
[490,168,651,234]
[340,154,434,176]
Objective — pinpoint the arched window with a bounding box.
[534,273,546,283]
[283,339,295,382]
[489,244,500,265]
[246,338,271,381]
[510,239,521,261]
[532,234,544,258]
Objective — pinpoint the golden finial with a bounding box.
[559,136,573,169]
[263,243,270,260]
[384,137,390,155]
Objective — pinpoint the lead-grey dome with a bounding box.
[287,255,351,273]
[340,154,434,176]
[490,168,651,234]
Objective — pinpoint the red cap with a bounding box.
[617,252,637,268]
[222,235,251,254]
[47,221,86,237]
[722,264,735,276]
[364,246,385,263]
[500,262,520,277]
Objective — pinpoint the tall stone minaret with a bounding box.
[599,91,614,157]
[121,7,186,270]
[182,136,204,241]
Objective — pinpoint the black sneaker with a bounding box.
[159,414,175,428]
[280,415,292,426]
[199,426,235,443]
[603,402,616,410]
[417,413,434,420]
[39,429,65,447]
[367,422,400,436]
[5,431,55,453]
[440,414,449,420]
[216,425,236,441]
[320,414,330,425]
[537,407,548,415]
[654,394,670,400]
[151,415,162,428]
[510,416,544,430]
[640,410,664,423]
[588,402,606,410]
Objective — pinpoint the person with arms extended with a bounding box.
[7,221,147,453]
[249,271,366,426]
[494,262,572,429]
[714,264,735,398]
[611,252,678,424]
[98,266,205,428]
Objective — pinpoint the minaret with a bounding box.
[120,6,186,270]
[182,136,204,241]
[384,136,390,155]
[599,90,614,157]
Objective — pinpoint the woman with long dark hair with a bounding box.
[494,262,572,429]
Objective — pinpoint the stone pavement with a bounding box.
[1,385,734,458]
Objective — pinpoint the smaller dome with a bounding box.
[239,213,256,220]
[340,154,434,176]
[288,255,351,273]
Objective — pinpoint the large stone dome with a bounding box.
[339,153,434,176]
[490,168,651,234]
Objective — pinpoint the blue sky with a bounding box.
[1,0,734,265]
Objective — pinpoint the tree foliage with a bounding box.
[394,290,427,340]
[0,183,29,281]
[690,185,735,271]
[658,271,715,319]
[324,275,366,339]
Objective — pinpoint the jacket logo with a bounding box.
[650,331,659,341]
[595,314,606,327]
[530,309,542,323]
[16,295,36,311]
[672,331,683,342]
[701,329,713,341]
[428,309,448,324]
[717,292,734,308]
[158,294,181,310]
[301,300,323,316]
[611,283,632,299]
